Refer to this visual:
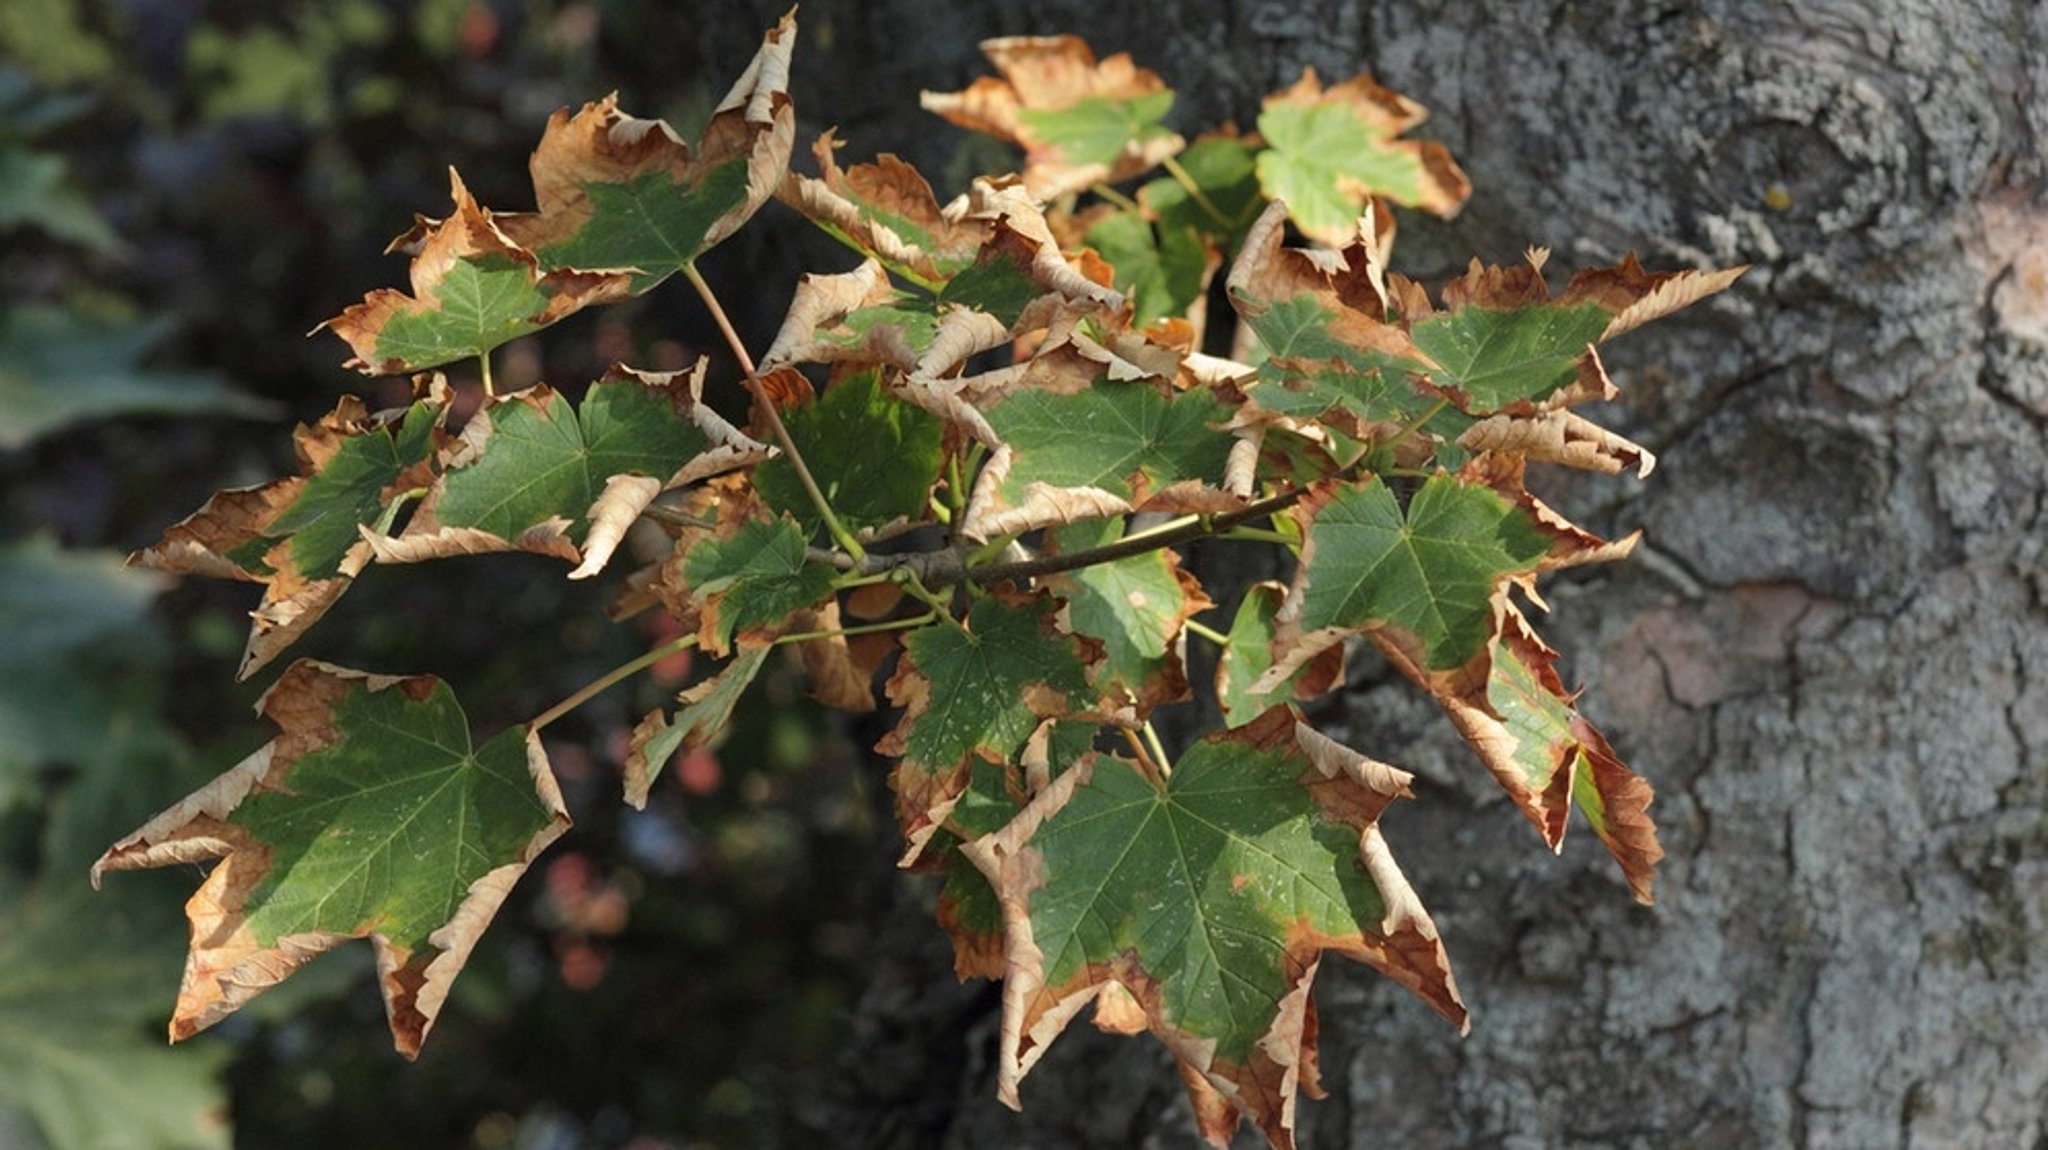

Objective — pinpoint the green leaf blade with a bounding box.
[756,369,945,534]
[681,518,838,652]
[1296,474,1548,670]
[1408,302,1611,412]
[92,661,569,1058]
[985,380,1234,504]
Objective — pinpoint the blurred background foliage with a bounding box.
[0,2,945,1147]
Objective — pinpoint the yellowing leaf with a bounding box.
[921,35,1184,200]
[91,660,570,1057]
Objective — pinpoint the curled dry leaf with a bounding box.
[1369,594,1664,902]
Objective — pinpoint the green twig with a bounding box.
[771,611,938,647]
[531,633,698,733]
[1091,182,1141,213]
[1160,154,1229,228]
[1183,618,1230,647]
[478,352,495,398]
[684,263,867,564]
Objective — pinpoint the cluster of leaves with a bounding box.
[97,19,1739,1148]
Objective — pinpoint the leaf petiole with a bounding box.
[684,263,868,565]
[1161,154,1229,228]
[1182,618,1229,647]
[530,633,699,733]
[771,611,938,647]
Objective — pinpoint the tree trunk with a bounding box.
[748,1,2048,1145]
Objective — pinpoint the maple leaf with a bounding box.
[1043,518,1210,713]
[1375,595,1663,902]
[677,517,838,655]
[91,660,570,1057]
[963,346,1241,540]
[752,366,946,537]
[321,15,795,373]
[921,35,1185,201]
[129,380,450,679]
[1226,201,1742,473]
[366,364,767,578]
[1273,473,1550,680]
[777,130,990,290]
[320,170,635,375]
[624,646,771,808]
[1254,68,1471,246]
[963,709,1462,1150]
[878,592,1096,855]
[497,13,795,290]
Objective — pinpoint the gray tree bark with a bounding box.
[732,1,2048,1145]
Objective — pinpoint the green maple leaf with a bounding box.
[880,594,1094,829]
[1294,474,1548,670]
[1253,71,1469,247]
[984,377,1234,503]
[1083,209,1210,329]
[624,646,773,807]
[321,174,634,375]
[756,368,945,534]
[503,38,793,293]
[1046,518,1203,709]
[1014,90,1177,172]
[965,711,1460,1148]
[129,386,447,679]
[92,660,570,1058]
[680,518,838,654]
[1408,301,1613,412]
[381,369,762,575]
